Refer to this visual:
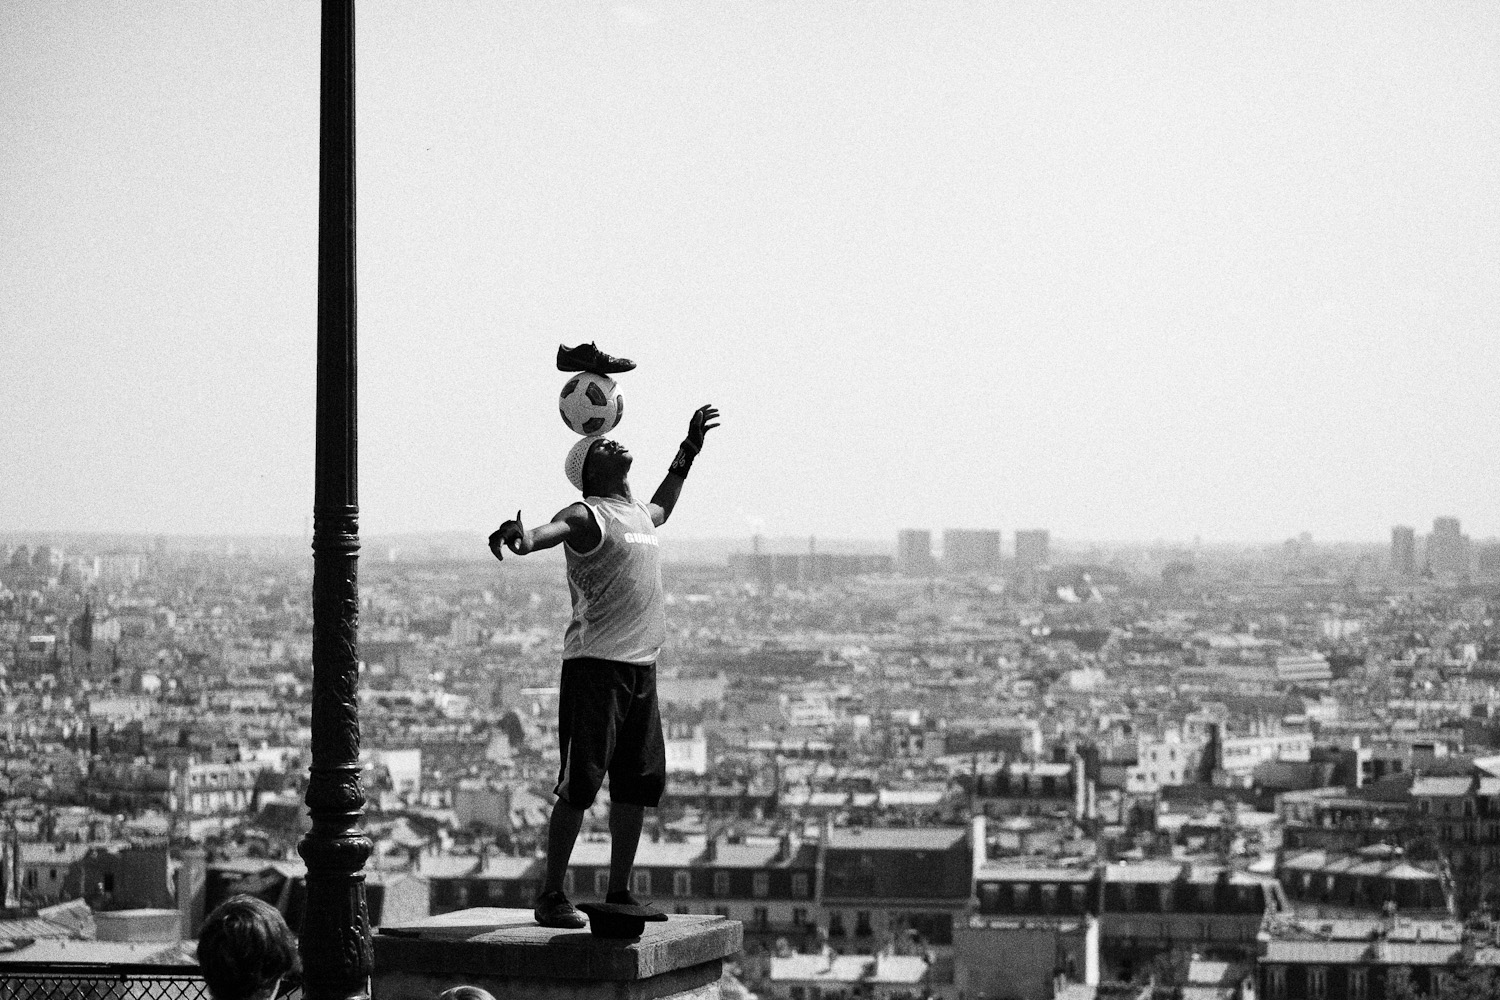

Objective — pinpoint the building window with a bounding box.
[753,872,770,898]
[792,872,811,898]
[595,871,610,897]
[673,870,692,897]
[793,907,808,926]
[855,911,873,937]
[632,870,652,896]
[754,906,769,928]
[828,911,846,938]
[1307,966,1327,1000]
[980,884,1001,911]
[1348,968,1367,1000]
[713,871,730,897]
[1264,966,1286,1000]
[1041,884,1058,912]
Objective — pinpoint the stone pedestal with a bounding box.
[372,908,742,1000]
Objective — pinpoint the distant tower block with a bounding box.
[1477,542,1500,580]
[943,529,1001,574]
[1428,516,1469,579]
[1015,529,1050,571]
[896,529,934,576]
[1390,525,1416,576]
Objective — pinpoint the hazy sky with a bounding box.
[4,2,1497,546]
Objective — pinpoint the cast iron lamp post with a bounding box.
[298,3,373,998]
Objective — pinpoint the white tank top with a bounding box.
[562,496,666,665]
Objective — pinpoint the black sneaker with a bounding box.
[606,889,665,918]
[557,342,636,375]
[534,889,587,929]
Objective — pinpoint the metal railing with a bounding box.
[0,963,302,1000]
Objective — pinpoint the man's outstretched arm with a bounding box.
[649,405,720,527]
[488,504,600,561]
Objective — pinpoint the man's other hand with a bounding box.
[488,510,528,560]
[685,405,721,455]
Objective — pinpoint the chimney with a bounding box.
[971,815,987,881]
[1073,755,1088,821]
[815,816,833,902]
[177,847,207,938]
[777,827,801,863]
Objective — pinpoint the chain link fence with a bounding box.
[0,964,302,1000]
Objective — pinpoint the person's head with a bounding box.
[196,895,300,1000]
[437,988,498,1000]
[565,436,632,496]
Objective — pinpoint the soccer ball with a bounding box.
[558,373,624,436]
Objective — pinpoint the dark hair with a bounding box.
[196,895,300,1000]
[437,988,498,1000]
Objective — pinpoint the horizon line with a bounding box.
[0,527,1419,549]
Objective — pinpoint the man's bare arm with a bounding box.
[488,504,600,560]
[648,405,720,527]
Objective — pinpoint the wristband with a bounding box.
[669,441,698,478]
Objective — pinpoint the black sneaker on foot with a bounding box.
[534,889,587,929]
[557,342,636,375]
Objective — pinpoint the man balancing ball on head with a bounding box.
[489,403,720,929]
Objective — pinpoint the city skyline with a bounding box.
[4,3,1498,543]
[3,514,1493,560]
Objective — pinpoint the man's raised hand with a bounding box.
[685,405,721,455]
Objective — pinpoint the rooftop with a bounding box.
[825,827,967,851]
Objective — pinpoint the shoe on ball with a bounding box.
[534,889,587,929]
[557,342,636,375]
[606,889,665,918]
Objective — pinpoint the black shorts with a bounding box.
[554,657,666,809]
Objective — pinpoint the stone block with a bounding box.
[373,907,742,1000]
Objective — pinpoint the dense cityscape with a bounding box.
[4,519,1500,999]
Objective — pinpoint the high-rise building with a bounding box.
[1477,543,1500,580]
[943,529,1001,574]
[1390,525,1416,576]
[1428,516,1469,580]
[1015,530,1050,571]
[895,529,934,576]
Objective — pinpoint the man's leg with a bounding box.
[607,801,645,895]
[542,797,586,894]
[605,664,665,903]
